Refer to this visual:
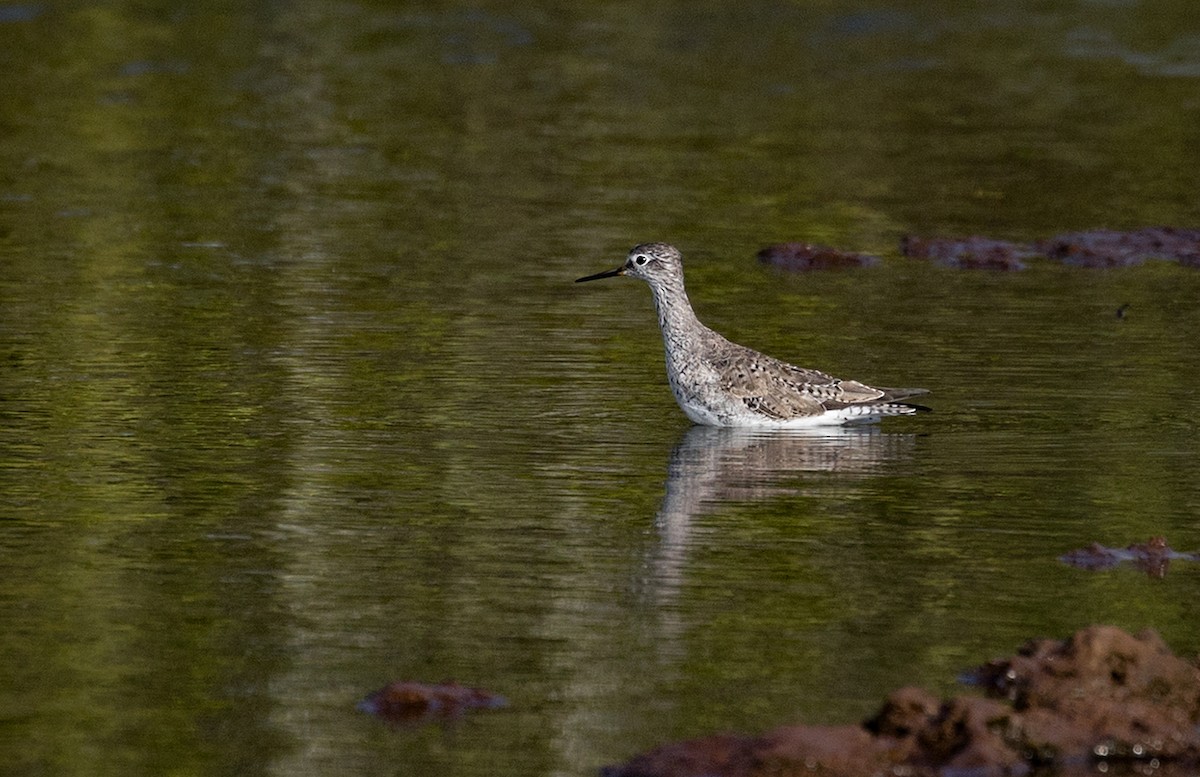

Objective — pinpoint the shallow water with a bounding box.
[3,2,1200,776]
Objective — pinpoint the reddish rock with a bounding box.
[358,680,506,723]
[1037,227,1200,267]
[757,243,880,271]
[900,235,1035,270]
[604,626,1200,777]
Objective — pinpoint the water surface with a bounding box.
[2,2,1200,776]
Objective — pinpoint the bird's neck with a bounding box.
[648,278,704,341]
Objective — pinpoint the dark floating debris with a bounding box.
[358,680,507,724]
[756,243,879,271]
[899,235,1035,270]
[602,626,1200,777]
[901,226,1200,270]
[1060,535,1200,578]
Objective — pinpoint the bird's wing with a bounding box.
[710,346,885,420]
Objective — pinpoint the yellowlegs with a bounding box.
[576,243,929,427]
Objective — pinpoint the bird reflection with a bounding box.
[646,425,918,613]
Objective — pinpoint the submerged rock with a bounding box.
[603,625,1200,777]
[900,235,1036,270]
[1060,536,1200,578]
[757,243,880,271]
[900,227,1200,269]
[358,680,507,723]
[1038,227,1200,268]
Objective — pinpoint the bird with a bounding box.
[576,242,929,428]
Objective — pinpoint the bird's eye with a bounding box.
[634,255,648,266]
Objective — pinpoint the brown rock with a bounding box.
[757,724,895,776]
[603,726,897,777]
[914,696,1021,773]
[600,734,760,777]
[973,626,1200,760]
[864,686,940,738]
[605,626,1200,776]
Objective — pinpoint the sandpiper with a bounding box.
[576,243,929,427]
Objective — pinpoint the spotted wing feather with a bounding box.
[710,345,889,420]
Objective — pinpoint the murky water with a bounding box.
[3,2,1200,775]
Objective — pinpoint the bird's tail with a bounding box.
[833,401,930,424]
[877,386,930,402]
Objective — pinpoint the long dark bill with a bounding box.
[575,266,626,283]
